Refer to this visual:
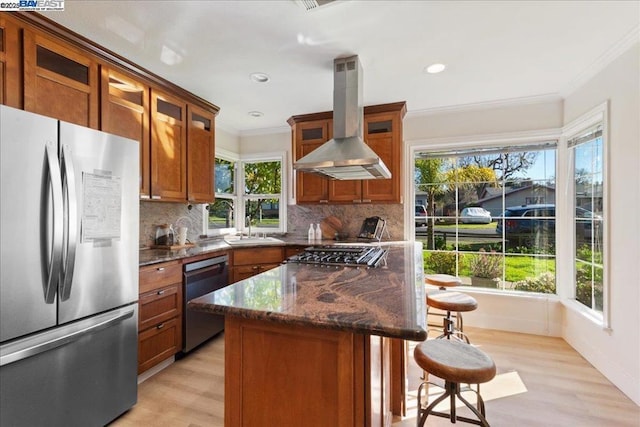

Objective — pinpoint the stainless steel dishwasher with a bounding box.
[182,254,228,353]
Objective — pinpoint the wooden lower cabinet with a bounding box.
[224,316,392,427]
[231,246,284,283]
[138,316,182,374]
[138,261,183,374]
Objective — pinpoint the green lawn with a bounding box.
[209,216,279,227]
[424,250,556,283]
[436,222,497,230]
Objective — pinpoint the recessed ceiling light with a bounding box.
[248,111,264,118]
[250,72,270,83]
[424,63,446,74]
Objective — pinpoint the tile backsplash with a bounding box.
[139,201,405,247]
[140,201,204,247]
[287,203,404,240]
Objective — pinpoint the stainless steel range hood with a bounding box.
[293,56,391,180]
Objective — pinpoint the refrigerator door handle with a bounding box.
[43,142,64,304]
[60,144,77,301]
[0,305,135,367]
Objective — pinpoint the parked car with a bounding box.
[496,204,601,247]
[460,207,492,224]
[415,205,427,227]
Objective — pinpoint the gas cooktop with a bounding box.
[285,245,387,268]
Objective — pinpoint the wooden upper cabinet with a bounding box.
[290,102,406,205]
[23,30,98,128]
[2,12,219,204]
[362,111,402,203]
[0,15,22,108]
[100,66,150,198]
[150,89,187,201]
[292,118,331,203]
[187,105,215,203]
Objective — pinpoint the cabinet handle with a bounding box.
[151,195,161,200]
[156,323,165,330]
[362,199,372,203]
[157,290,165,295]
[353,199,362,203]
[319,200,328,204]
[156,267,165,271]
[252,266,259,270]
[140,195,150,200]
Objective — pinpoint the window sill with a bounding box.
[459,286,562,301]
[560,298,608,331]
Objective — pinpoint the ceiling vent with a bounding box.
[296,0,339,12]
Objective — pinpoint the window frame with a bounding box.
[204,149,239,236]
[563,101,609,328]
[240,152,286,234]
[407,130,562,295]
[204,150,287,236]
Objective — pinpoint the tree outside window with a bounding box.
[208,156,284,233]
[415,145,558,294]
[243,160,282,229]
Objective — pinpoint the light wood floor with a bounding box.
[111,328,639,427]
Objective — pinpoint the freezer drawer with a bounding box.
[0,304,138,427]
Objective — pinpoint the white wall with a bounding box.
[215,126,241,153]
[404,98,567,339]
[404,45,640,406]
[561,42,640,406]
[239,129,289,155]
[404,97,564,140]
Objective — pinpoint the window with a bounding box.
[206,154,285,235]
[569,122,605,314]
[242,159,283,231]
[208,157,236,232]
[414,141,558,294]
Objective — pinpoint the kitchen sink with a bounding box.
[223,236,284,246]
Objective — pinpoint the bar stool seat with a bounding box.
[426,290,477,341]
[414,339,496,426]
[425,274,462,289]
[427,290,478,313]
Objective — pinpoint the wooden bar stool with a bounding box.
[425,273,462,290]
[424,274,466,339]
[414,338,496,427]
[427,290,478,342]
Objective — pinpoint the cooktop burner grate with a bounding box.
[285,245,387,268]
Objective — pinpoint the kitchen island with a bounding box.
[189,242,426,427]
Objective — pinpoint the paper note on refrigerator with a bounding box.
[82,172,122,241]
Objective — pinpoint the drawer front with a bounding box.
[233,247,283,266]
[284,246,306,258]
[232,263,281,283]
[139,261,182,294]
[138,317,181,374]
[232,265,260,282]
[139,283,182,331]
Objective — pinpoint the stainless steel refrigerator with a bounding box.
[0,105,139,426]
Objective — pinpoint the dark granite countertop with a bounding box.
[139,235,388,266]
[139,240,232,266]
[189,242,427,341]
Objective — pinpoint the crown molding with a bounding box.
[214,120,240,136]
[406,93,562,119]
[215,120,290,137]
[560,26,640,98]
[239,125,290,137]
